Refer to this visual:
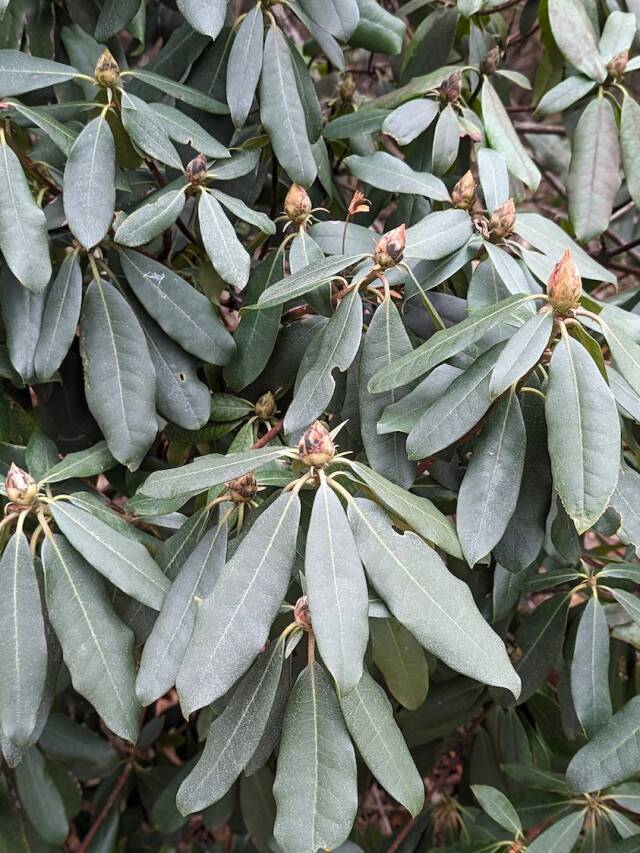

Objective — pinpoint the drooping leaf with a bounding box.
[350,0,406,55]
[95,0,140,40]
[481,78,540,190]
[210,188,275,235]
[490,310,553,397]
[471,785,522,835]
[0,266,45,383]
[40,441,114,484]
[177,490,300,715]
[34,253,82,381]
[300,0,359,40]
[405,208,473,260]
[325,108,390,140]
[123,69,228,114]
[547,0,607,81]
[536,75,597,116]
[14,747,68,845]
[198,189,251,290]
[120,91,183,170]
[370,616,429,710]
[273,663,358,853]
[176,0,227,38]
[477,147,510,212]
[545,335,620,533]
[620,94,640,212]
[255,253,367,309]
[42,535,141,742]
[348,498,520,696]
[527,810,585,853]
[431,103,459,175]
[382,99,438,146]
[114,186,186,247]
[345,151,448,200]
[151,103,230,158]
[570,595,612,738]
[227,6,264,129]
[512,593,570,703]
[0,49,78,95]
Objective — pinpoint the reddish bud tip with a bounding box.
[284,183,312,227]
[5,463,37,506]
[488,198,516,241]
[547,249,582,313]
[373,224,406,270]
[185,153,208,184]
[298,421,336,468]
[451,171,477,210]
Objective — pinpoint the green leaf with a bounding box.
[50,500,169,610]
[120,91,183,170]
[33,253,82,381]
[536,75,596,116]
[431,103,459,175]
[273,663,358,853]
[350,0,405,55]
[345,151,448,200]
[570,595,612,738]
[490,310,553,397]
[151,103,230,158]
[359,298,414,487]
[513,593,570,702]
[224,249,285,390]
[300,0,359,40]
[621,94,640,212]
[405,208,473,260]
[567,98,620,242]
[477,147,510,212]
[528,810,586,851]
[63,114,115,249]
[284,289,362,434]
[325,108,390,140]
[42,535,141,742]
[611,589,640,627]
[377,364,462,435]
[210,188,275,235]
[80,277,157,470]
[0,530,47,750]
[240,767,276,853]
[382,99,438,146]
[348,498,520,696]
[177,490,300,714]
[6,98,79,156]
[255,253,366,309]
[136,514,228,706]
[370,616,428,710]
[114,185,186,247]
[25,432,58,481]
[611,463,640,556]
[547,0,606,81]
[0,266,45,384]
[227,6,264,129]
[289,230,332,316]
[340,669,424,816]
[369,295,531,392]
[39,713,118,778]
[481,78,540,190]
[471,785,522,835]
[484,241,533,297]
[545,335,620,533]
[349,460,461,558]
[601,315,640,402]
[39,441,114,484]
[120,248,235,365]
[457,389,526,566]
[139,446,290,500]
[176,0,227,38]
[0,136,51,292]
[123,69,228,114]
[14,747,68,845]
[406,342,505,460]
[599,11,636,61]
[0,49,78,95]
[306,482,368,694]
[198,189,251,290]
[260,26,317,186]
[177,637,285,814]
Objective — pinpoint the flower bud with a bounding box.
[298,421,336,467]
[94,49,120,87]
[488,198,516,241]
[294,595,312,630]
[284,183,312,228]
[480,46,501,76]
[373,224,406,270]
[451,171,477,211]
[439,72,462,103]
[226,472,258,503]
[547,249,582,313]
[607,49,628,80]
[255,391,277,420]
[348,189,371,217]
[5,463,37,506]
[185,153,208,184]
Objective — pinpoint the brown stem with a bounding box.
[76,761,133,853]
[252,420,283,449]
[514,122,565,135]
[606,235,640,258]
[387,815,418,853]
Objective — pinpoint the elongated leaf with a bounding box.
[345,151,448,200]
[0,50,77,95]
[0,137,51,292]
[300,0,359,39]
[115,186,186,247]
[260,26,316,186]
[369,295,531,392]
[477,147,510,212]
[359,298,414,487]
[350,0,405,54]
[431,103,459,175]
[42,535,141,742]
[176,0,227,38]
[0,266,45,383]
[567,98,620,241]
[50,501,169,610]
[136,515,228,706]
[120,91,182,170]
[545,335,620,533]
[341,669,424,816]
[0,530,47,749]
[285,289,362,433]
[34,253,82,381]
[471,785,521,835]
[210,188,275,235]
[570,596,612,738]
[256,253,366,309]
[124,69,228,114]
[621,94,640,212]
[140,446,290,500]
[349,460,461,557]
[177,638,284,814]
[612,589,640,627]
[95,0,140,40]
[370,617,428,710]
[120,248,235,364]
[40,441,114,484]
[457,389,526,566]
[601,315,640,401]
[481,78,540,190]
[527,810,585,853]
[536,75,596,116]
[348,499,520,696]
[406,342,505,460]
[198,189,251,290]
[274,663,357,853]
[548,0,606,81]
[151,103,229,158]
[227,6,264,128]
[490,310,553,397]
[513,593,570,702]
[177,490,300,714]
[305,482,368,694]
[378,364,461,435]
[63,114,115,249]
[80,277,157,470]
[6,98,78,156]
[405,208,473,260]
[382,99,438,146]
[14,747,68,844]
[325,108,390,140]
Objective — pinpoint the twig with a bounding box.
[252,420,283,449]
[515,122,565,135]
[76,762,133,853]
[606,235,640,258]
